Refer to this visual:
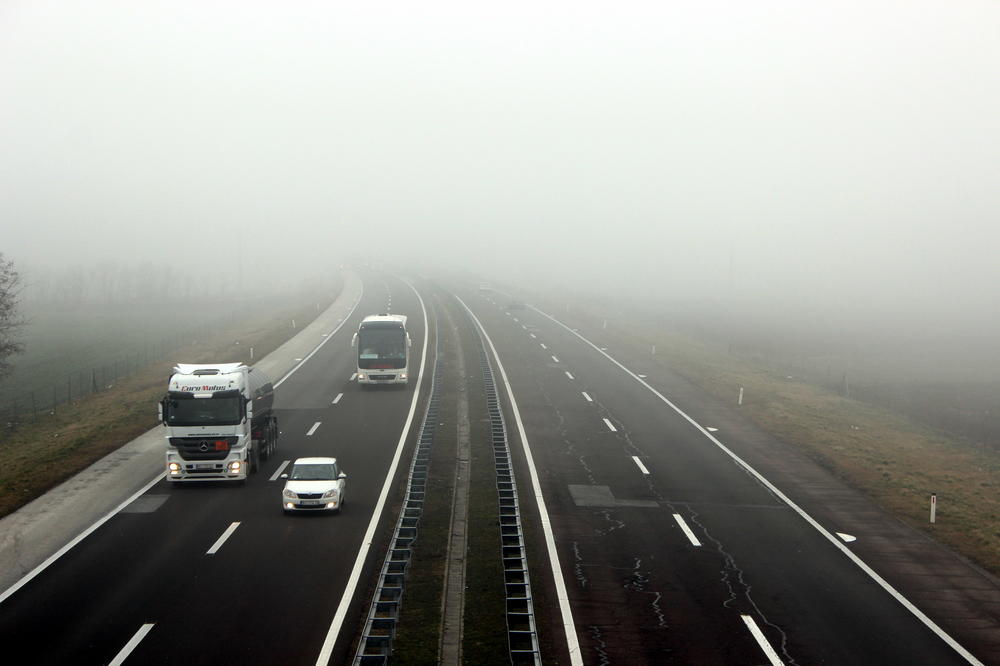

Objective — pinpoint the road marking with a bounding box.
[631,456,650,475]
[108,623,155,666]
[602,418,617,432]
[316,279,431,665]
[521,324,527,330]
[306,422,321,436]
[457,296,583,666]
[269,460,291,481]
[673,514,702,547]
[742,615,783,666]
[637,374,647,378]
[0,473,161,605]
[581,391,593,402]
[565,371,575,380]
[540,343,547,349]
[350,373,357,381]
[530,333,536,339]
[505,311,511,316]
[274,286,363,389]
[551,355,560,363]
[207,522,241,555]
[294,358,303,361]
[532,304,985,666]
[332,393,343,405]
[706,427,719,432]
[513,317,519,322]
[837,532,857,543]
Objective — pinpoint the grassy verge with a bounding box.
[390,294,454,664]
[556,301,1000,577]
[0,289,337,519]
[460,296,511,662]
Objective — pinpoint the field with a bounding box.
[0,280,340,518]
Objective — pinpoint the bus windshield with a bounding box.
[164,391,243,426]
[358,328,407,369]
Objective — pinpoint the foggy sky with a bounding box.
[2,1,999,328]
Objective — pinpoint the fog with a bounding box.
[3,1,999,365]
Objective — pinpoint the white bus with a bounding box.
[353,314,412,386]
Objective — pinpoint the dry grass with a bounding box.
[0,294,334,519]
[626,323,1000,576]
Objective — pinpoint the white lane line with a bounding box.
[316,279,431,665]
[706,427,719,432]
[530,333,537,339]
[206,522,241,555]
[108,623,155,666]
[742,615,784,666]
[551,355,560,363]
[837,532,857,543]
[332,393,343,405]
[581,391,593,402]
[532,304,984,666]
[603,418,617,432]
[513,317,519,322]
[0,281,366,608]
[269,460,291,481]
[632,456,650,475]
[456,296,583,665]
[521,324,527,330]
[306,421,321,436]
[673,513,702,547]
[350,373,357,382]
[274,285,363,389]
[505,311,511,316]
[637,374,647,378]
[540,342,547,349]
[565,371,575,380]
[0,473,161,605]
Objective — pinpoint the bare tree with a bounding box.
[0,254,25,379]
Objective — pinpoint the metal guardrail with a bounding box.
[478,335,542,665]
[353,342,443,665]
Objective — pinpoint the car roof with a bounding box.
[292,457,338,465]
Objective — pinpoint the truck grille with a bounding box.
[170,437,239,461]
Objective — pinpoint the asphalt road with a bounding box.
[0,273,434,666]
[461,287,993,666]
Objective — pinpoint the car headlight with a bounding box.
[283,489,297,499]
[322,488,340,499]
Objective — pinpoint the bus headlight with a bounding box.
[399,372,407,380]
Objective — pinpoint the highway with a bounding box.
[460,286,996,665]
[0,271,997,665]
[0,273,434,665]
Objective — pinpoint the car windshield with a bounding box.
[289,463,337,480]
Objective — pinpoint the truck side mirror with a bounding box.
[246,400,254,421]
[407,334,412,348]
[351,333,357,348]
[158,399,165,425]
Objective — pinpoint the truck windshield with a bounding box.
[164,391,242,426]
[358,328,407,369]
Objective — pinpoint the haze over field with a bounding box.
[2,1,999,352]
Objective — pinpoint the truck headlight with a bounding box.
[228,460,242,473]
[168,462,181,474]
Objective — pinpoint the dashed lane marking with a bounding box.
[306,422,321,436]
[673,514,702,547]
[206,522,241,555]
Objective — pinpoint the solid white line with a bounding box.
[0,473,161,605]
[632,456,650,475]
[269,460,291,481]
[531,305,985,666]
[457,296,583,666]
[603,418,617,432]
[315,279,430,665]
[306,422,321,436]
[551,355,560,363]
[274,285,363,389]
[565,371,575,380]
[581,391,593,402]
[332,393,343,405]
[350,373,358,382]
[0,281,365,608]
[742,615,784,666]
[108,623,155,666]
[206,522,240,555]
[673,513,702,547]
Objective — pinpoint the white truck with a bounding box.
[158,363,278,482]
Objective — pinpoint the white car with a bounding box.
[281,457,347,513]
